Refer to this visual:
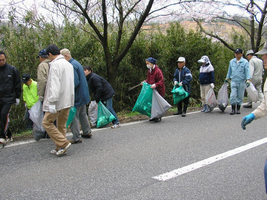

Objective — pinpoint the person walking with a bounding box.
[83,66,120,128]
[173,57,192,117]
[241,42,267,130]
[142,57,165,122]
[0,51,21,144]
[243,49,264,108]
[60,48,91,144]
[197,55,215,113]
[42,44,74,156]
[224,48,251,115]
[22,74,39,129]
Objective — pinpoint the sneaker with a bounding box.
[51,149,66,155]
[82,132,92,138]
[56,143,71,156]
[111,123,120,129]
[154,118,162,122]
[69,138,82,144]
[0,138,6,144]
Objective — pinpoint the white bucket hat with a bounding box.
[256,42,267,55]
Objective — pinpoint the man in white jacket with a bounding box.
[42,44,74,156]
[241,42,267,130]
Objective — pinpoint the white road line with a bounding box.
[153,137,267,181]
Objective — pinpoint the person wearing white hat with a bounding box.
[243,49,264,108]
[242,42,267,129]
[173,57,192,117]
[224,48,251,115]
[197,55,215,113]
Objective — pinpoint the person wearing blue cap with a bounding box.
[142,57,165,122]
[224,48,251,115]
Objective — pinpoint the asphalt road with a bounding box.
[1,103,267,200]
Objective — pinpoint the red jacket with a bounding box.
[146,65,165,97]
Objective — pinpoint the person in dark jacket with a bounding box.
[142,57,165,122]
[173,57,192,117]
[83,66,120,129]
[197,55,215,113]
[0,51,21,144]
[61,49,92,143]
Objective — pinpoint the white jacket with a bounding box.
[43,55,74,111]
[252,78,267,119]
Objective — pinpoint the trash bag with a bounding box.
[206,88,217,111]
[171,86,189,105]
[28,100,45,141]
[151,89,172,119]
[246,82,259,103]
[97,101,116,128]
[132,82,153,117]
[88,100,98,126]
[217,83,229,112]
[66,107,77,128]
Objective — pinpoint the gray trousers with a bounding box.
[70,105,91,141]
[247,79,264,104]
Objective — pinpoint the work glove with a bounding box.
[15,98,20,106]
[241,113,255,130]
[224,79,229,83]
[49,105,57,114]
[179,82,183,86]
[141,80,146,85]
[210,83,215,89]
[246,80,251,87]
[151,84,156,89]
[174,81,178,86]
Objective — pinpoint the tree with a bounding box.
[180,0,267,52]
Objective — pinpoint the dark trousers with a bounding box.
[0,104,12,138]
[177,96,189,112]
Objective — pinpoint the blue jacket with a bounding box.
[199,63,215,85]
[69,58,90,107]
[173,66,192,94]
[226,57,250,83]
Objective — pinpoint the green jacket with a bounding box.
[23,80,39,109]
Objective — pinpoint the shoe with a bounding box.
[173,112,182,115]
[182,112,186,117]
[69,138,82,144]
[51,149,66,155]
[82,132,92,138]
[154,118,161,122]
[56,143,71,156]
[111,123,120,129]
[149,118,156,121]
[243,104,252,108]
[0,138,6,144]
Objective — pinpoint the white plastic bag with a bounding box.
[246,82,258,103]
[151,89,172,119]
[88,100,98,126]
[206,88,217,111]
[217,83,229,112]
[28,100,45,141]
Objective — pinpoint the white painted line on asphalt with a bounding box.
[152,137,267,181]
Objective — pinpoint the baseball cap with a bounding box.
[177,57,186,62]
[198,55,209,63]
[36,49,47,58]
[234,48,243,54]
[246,50,254,56]
[22,74,30,83]
[256,42,267,55]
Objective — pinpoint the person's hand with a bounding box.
[24,103,27,108]
[241,113,255,130]
[151,84,156,89]
[141,80,146,85]
[179,82,183,86]
[210,83,215,88]
[174,81,178,86]
[15,98,20,106]
[39,96,44,101]
[49,105,57,113]
[224,79,229,83]
[246,80,251,87]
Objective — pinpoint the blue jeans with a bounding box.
[104,98,119,124]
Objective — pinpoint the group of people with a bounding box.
[0,45,120,156]
[1,43,266,155]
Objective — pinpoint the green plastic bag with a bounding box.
[66,107,77,128]
[132,82,153,117]
[97,101,116,128]
[171,86,189,105]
